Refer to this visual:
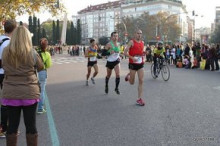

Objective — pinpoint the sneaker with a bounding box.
[86,80,89,86]
[91,77,95,84]
[37,109,47,114]
[17,130,21,136]
[0,126,6,138]
[115,88,120,95]
[136,98,145,106]
[0,131,6,138]
[105,85,108,94]
[125,73,130,82]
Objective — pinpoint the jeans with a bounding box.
[214,58,219,70]
[7,103,38,134]
[37,70,47,111]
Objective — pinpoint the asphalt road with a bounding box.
[1,54,220,146]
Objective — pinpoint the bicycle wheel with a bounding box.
[161,65,170,81]
[151,63,157,79]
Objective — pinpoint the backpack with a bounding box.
[36,48,47,67]
[0,38,10,68]
[0,38,10,47]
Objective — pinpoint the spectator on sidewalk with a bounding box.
[2,25,44,146]
[36,38,52,114]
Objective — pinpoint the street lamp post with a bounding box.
[192,11,204,43]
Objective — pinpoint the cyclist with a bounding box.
[153,42,166,77]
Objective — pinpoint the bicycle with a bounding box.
[151,57,170,81]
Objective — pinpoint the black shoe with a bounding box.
[105,85,108,94]
[115,88,120,95]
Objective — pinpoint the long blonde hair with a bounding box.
[2,26,34,68]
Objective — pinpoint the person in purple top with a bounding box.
[2,25,44,146]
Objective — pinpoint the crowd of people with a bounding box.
[145,42,220,71]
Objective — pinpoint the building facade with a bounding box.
[215,6,220,27]
[195,27,211,44]
[77,0,189,44]
[187,16,194,42]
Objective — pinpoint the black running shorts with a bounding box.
[106,60,120,70]
[128,63,144,71]
[87,61,97,67]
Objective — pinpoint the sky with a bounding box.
[16,0,220,28]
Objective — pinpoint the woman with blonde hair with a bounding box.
[2,26,44,146]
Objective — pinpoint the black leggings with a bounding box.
[7,103,38,134]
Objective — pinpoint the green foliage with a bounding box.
[76,19,81,44]
[118,11,181,43]
[37,19,41,44]
[99,36,109,46]
[0,0,64,33]
[41,21,53,44]
[42,28,47,38]
[56,19,60,44]
[32,16,37,46]
[28,16,33,33]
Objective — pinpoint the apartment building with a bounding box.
[77,0,188,44]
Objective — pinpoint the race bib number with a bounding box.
[134,56,142,64]
[112,53,119,60]
[89,57,97,62]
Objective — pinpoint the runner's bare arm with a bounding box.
[105,43,111,51]
[84,47,89,57]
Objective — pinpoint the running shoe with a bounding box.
[115,88,120,95]
[86,80,89,86]
[136,98,145,106]
[91,77,95,84]
[125,73,130,82]
[105,85,108,94]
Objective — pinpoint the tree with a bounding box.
[154,12,181,43]
[37,18,41,44]
[66,21,70,45]
[117,11,181,43]
[76,19,81,44]
[73,27,77,45]
[99,36,109,46]
[28,16,33,33]
[52,20,56,45]
[65,21,72,45]
[56,19,60,44]
[117,16,136,43]
[42,28,47,38]
[32,16,37,46]
[0,0,64,32]
[70,21,74,45]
